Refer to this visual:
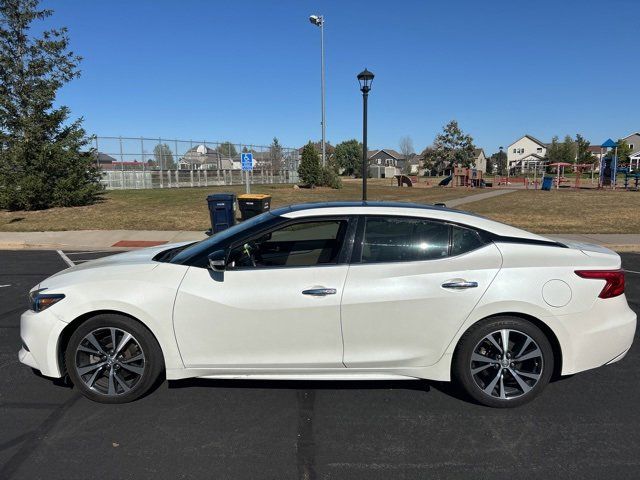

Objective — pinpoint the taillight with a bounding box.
[575,269,625,299]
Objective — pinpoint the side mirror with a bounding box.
[208,250,227,271]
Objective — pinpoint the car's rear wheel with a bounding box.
[453,316,554,408]
[65,314,163,403]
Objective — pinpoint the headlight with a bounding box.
[29,289,65,312]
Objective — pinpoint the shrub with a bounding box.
[321,166,342,189]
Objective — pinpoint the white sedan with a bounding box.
[19,202,636,407]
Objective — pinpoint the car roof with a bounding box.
[272,201,549,242]
[270,201,462,216]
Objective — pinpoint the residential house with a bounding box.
[95,152,117,169]
[623,132,640,170]
[473,148,487,173]
[507,135,548,173]
[180,144,234,170]
[587,145,606,164]
[367,149,407,178]
[368,149,406,167]
[297,141,336,162]
[403,156,422,175]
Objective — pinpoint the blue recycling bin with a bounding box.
[541,176,553,191]
[206,193,236,235]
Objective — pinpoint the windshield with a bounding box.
[169,211,278,265]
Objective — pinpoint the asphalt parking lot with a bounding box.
[1,250,639,480]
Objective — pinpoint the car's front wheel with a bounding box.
[65,314,163,403]
[453,316,554,408]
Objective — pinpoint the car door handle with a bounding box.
[302,288,337,296]
[441,280,478,290]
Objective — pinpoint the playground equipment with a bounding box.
[619,168,640,190]
[394,174,413,187]
[599,138,618,189]
[453,166,483,187]
[438,175,452,186]
[573,164,597,189]
[547,162,571,189]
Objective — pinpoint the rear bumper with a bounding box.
[19,309,66,378]
[548,295,637,375]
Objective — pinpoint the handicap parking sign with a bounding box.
[241,153,253,171]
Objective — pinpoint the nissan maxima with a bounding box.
[19,202,636,407]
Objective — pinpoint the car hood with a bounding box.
[48,242,193,278]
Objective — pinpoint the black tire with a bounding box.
[453,316,554,408]
[65,314,164,404]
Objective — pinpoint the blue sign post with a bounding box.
[241,153,253,193]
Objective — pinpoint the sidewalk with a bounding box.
[0,229,639,252]
[446,189,516,208]
[0,230,207,251]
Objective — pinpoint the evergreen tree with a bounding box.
[575,134,595,165]
[334,139,361,176]
[561,135,577,164]
[268,137,284,172]
[298,142,322,186]
[153,143,176,169]
[216,141,237,158]
[545,136,562,164]
[0,0,102,210]
[489,150,506,175]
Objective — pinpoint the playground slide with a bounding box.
[439,175,452,186]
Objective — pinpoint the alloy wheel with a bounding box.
[74,327,146,396]
[469,329,543,400]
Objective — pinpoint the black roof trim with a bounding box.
[489,234,568,249]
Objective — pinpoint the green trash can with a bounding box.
[237,194,272,220]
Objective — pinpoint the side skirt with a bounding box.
[165,358,454,382]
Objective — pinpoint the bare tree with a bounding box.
[399,136,415,174]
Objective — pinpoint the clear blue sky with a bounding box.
[42,0,639,154]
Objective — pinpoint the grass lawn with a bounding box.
[0,180,478,232]
[463,188,640,233]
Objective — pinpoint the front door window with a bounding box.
[228,220,348,268]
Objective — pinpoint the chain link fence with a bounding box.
[93,136,300,190]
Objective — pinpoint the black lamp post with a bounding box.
[357,68,374,201]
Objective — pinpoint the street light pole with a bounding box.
[309,15,326,167]
[357,69,374,201]
[362,88,368,201]
[501,145,509,186]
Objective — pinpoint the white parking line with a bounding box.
[56,250,75,267]
[0,285,10,288]
[65,250,117,255]
[625,270,640,275]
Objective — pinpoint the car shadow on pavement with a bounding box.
[168,377,431,393]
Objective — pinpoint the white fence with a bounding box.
[101,168,299,190]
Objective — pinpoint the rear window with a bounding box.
[451,225,484,256]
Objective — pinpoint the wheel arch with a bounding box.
[57,309,165,376]
[453,311,563,379]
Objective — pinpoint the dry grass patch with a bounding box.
[463,189,640,233]
[0,181,478,232]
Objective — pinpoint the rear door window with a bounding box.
[360,217,450,263]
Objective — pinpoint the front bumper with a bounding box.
[548,295,637,375]
[19,309,67,378]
